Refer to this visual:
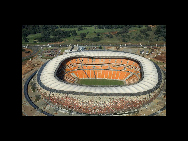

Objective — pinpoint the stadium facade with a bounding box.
[36,50,165,115]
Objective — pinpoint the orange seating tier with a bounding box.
[56,57,141,82]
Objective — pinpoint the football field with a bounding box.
[77,79,124,86]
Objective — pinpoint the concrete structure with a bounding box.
[65,46,72,53]
[78,46,85,51]
[72,46,78,52]
[36,50,165,115]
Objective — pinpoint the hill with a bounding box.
[22,25,166,46]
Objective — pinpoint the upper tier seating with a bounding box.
[56,57,141,84]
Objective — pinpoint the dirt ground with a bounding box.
[22,56,47,78]
[22,48,33,57]
[155,54,166,62]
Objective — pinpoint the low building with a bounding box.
[78,46,85,51]
[146,51,149,55]
[65,46,72,53]
[72,46,78,52]
[140,50,144,54]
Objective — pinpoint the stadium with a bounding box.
[36,50,165,115]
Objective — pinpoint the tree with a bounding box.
[78,26,83,31]
[91,36,100,42]
[105,33,113,38]
[121,33,130,42]
[41,30,50,38]
[97,25,103,29]
[154,25,166,41]
[80,33,86,40]
[71,30,77,36]
[40,25,51,41]
[140,28,150,40]
[105,25,112,29]
[96,33,100,36]
[49,25,58,35]
[135,34,142,41]
[22,28,29,38]
[22,28,29,42]
[109,34,113,38]
[117,26,129,35]
[140,28,147,34]
[137,25,143,28]
[23,36,29,42]
[146,26,152,31]
[116,46,120,50]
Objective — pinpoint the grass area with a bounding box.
[60,47,68,53]
[77,79,124,86]
[34,95,41,102]
[59,26,122,34]
[30,81,36,92]
[41,56,54,59]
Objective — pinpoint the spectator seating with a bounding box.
[56,57,141,84]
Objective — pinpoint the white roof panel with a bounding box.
[39,51,159,94]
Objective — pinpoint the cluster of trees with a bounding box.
[133,27,151,41]
[96,25,142,29]
[37,29,78,42]
[89,36,101,42]
[105,34,113,38]
[79,33,101,42]
[121,34,130,42]
[22,25,79,42]
[22,25,95,43]
[22,25,166,43]
[59,25,93,28]
[97,25,128,29]
[22,25,56,42]
[134,25,166,42]
[154,25,166,41]
[116,25,166,42]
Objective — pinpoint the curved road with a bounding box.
[23,70,54,116]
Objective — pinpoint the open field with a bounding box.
[77,79,124,86]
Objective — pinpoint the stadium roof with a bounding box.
[38,51,159,95]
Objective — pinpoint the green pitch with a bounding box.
[77,79,124,86]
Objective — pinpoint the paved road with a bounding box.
[23,70,54,116]
[22,47,39,60]
[148,105,166,116]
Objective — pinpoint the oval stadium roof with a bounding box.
[38,51,159,95]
